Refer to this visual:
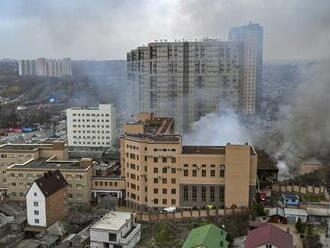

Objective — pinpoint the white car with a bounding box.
[162,207,176,213]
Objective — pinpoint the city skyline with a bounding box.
[0,0,329,60]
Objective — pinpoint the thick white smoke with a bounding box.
[183,110,250,146]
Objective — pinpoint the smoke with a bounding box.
[258,60,330,174]
[183,109,250,146]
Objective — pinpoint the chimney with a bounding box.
[80,158,93,169]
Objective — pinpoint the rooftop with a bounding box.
[11,158,84,170]
[33,170,68,197]
[245,223,293,248]
[182,146,225,155]
[0,144,52,151]
[182,224,228,248]
[90,211,133,231]
[125,133,181,143]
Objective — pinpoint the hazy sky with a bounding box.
[1,0,329,60]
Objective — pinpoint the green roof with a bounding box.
[182,224,229,248]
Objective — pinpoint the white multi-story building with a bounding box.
[66,104,116,154]
[127,23,263,132]
[18,58,72,77]
[90,211,141,248]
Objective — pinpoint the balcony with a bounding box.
[119,224,141,246]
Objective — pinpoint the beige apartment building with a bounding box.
[0,140,92,205]
[121,113,257,210]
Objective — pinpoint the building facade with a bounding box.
[26,170,68,229]
[121,113,257,210]
[127,23,263,132]
[229,23,263,114]
[66,104,116,155]
[18,58,72,77]
[90,211,141,248]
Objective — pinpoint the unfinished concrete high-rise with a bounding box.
[127,23,263,133]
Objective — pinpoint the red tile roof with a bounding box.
[245,223,293,248]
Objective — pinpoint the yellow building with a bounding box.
[0,140,92,205]
[121,113,257,210]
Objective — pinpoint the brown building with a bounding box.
[25,170,68,231]
[121,113,257,210]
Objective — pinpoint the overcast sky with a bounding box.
[1,0,329,60]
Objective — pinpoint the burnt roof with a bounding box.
[34,170,68,197]
[256,149,278,171]
[182,146,225,155]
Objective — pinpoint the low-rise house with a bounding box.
[245,223,293,248]
[90,211,141,248]
[307,207,330,225]
[268,207,286,224]
[284,208,308,224]
[182,224,229,248]
[25,170,68,232]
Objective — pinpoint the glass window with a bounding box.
[184,186,188,201]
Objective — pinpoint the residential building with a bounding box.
[90,211,141,248]
[121,113,257,210]
[245,223,293,248]
[182,224,228,248]
[66,104,116,157]
[4,157,93,205]
[26,170,68,230]
[18,58,72,77]
[229,22,263,114]
[127,23,263,132]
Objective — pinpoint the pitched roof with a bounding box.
[34,170,68,197]
[182,224,228,248]
[245,223,293,248]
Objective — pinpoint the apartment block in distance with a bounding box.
[121,113,257,210]
[66,104,116,157]
[18,58,72,77]
[0,140,93,205]
[26,170,68,232]
[127,23,263,132]
[229,22,263,114]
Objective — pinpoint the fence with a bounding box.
[135,208,247,222]
[272,184,329,199]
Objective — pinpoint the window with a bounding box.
[220,170,225,177]
[154,198,158,204]
[266,245,272,248]
[202,170,206,177]
[171,157,176,163]
[153,157,158,163]
[34,210,39,215]
[68,194,73,198]
[162,188,167,194]
[171,178,176,184]
[192,186,197,201]
[202,187,206,202]
[34,219,39,224]
[34,192,37,196]
[162,178,167,184]
[192,170,197,177]
[162,167,167,173]
[154,188,158,194]
[171,199,176,205]
[210,187,215,202]
[171,188,176,194]
[219,186,225,202]
[162,157,167,163]
[154,178,158,183]
[109,233,117,242]
[153,167,158,173]
[183,186,189,201]
[162,199,167,204]
[33,202,38,207]
[210,170,215,177]
[171,168,176,174]
[184,170,188,177]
